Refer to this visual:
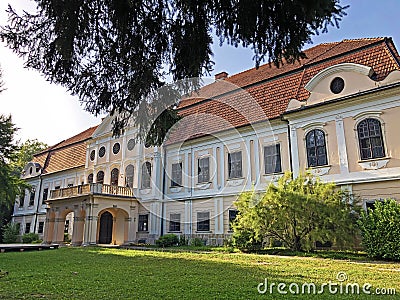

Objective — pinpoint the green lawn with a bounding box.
[0,247,399,299]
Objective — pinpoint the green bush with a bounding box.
[358,199,400,260]
[190,237,205,247]
[64,233,71,242]
[178,235,188,246]
[22,232,40,243]
[2,222,20,243]
[231,228,263,252]
[156,234,179,247]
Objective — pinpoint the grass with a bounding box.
[0,247,399,299]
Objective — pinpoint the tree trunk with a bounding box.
[291,236,302,251]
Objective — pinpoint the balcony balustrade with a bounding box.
[49,183,135,200]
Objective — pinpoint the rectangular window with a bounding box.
[19,193,25,208]
[141,163,152,189]
[54,186,61,190]
[138,214,149,232]
[171,162,182,187]
[169,213,181,232]
[264,144,282,174]
[229,210,238,231]
[198,157,210,183]
[25,223,31,234]
[42,188,49,203]
[228,151,242,179]
[197,212,210,232]
[38,222,44,234]
[29,188,36,206]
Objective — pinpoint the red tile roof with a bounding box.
[32,126,98,174]
[167,38,400,144]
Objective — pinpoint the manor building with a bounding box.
[12,37,400,245]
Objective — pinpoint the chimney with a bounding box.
[215,71,228,81]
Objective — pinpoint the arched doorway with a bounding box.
[98,211,113,244]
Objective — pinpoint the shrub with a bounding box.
[233,172,360,252]
[231,228,263,252]
[178,235,188,246]
[2,222,20,243]
[156,234,179,247]
[358,199,400,260]
[64,233,71,242]
[22,233,40,243]
[190,237,204,247]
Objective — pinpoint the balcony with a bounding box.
[49,183,135,200]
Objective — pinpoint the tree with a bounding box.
[10,139,48,175]
[232,173,360,252]
[0,115,26,240]
[0,1,348,143]
[358,199,400,260]
[0,133,47,242]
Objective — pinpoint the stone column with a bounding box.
[53,210,66,244]
[43,208,55,244]
[128,205,137,242]
[71,205,85,246]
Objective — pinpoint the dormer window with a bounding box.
[330,77,344,94]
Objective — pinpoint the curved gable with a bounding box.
[305,63,377,105]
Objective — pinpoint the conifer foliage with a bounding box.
[0,1,347,143]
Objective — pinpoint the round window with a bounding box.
[99,146,106,158]
[90,150,95,161]
[113,142,120,155]
[127,139,136,151]
[330,77,345,94]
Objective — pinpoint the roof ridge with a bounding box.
[227,38,386,81]
[342,37,385,42]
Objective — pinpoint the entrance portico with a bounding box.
[43,183,139,245]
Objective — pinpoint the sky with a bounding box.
[1,0,400,146]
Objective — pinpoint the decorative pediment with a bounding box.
[304,63,377,106]
[92,113,134,139]
[92,115,115,138]
[22,162,42,178]
[305,63,374,92]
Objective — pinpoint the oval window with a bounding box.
[90,150,95,161]
[127,139,136,151]
[113,142,120,155]
[330,77,345,94]
[99,146,106,158]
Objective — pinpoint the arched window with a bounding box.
[96,171,104,184]
[110,168,119,186]
[306,129,328,167]
[125,165,134,188]
[141,162,152,189]
[87,173,94,184]
[357,118,385,160]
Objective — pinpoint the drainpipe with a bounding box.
[33,172,44,236]
[160,146,167,236]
